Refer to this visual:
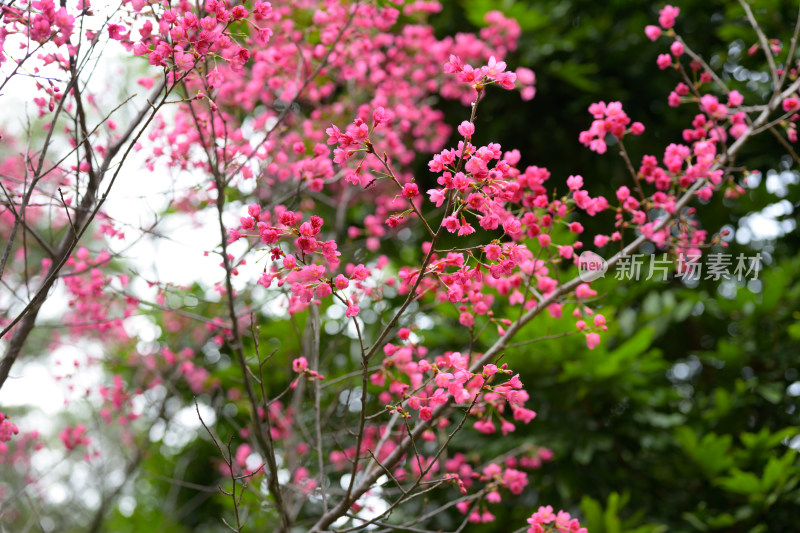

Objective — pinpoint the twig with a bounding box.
[738,0,780,90]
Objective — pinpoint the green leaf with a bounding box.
[713,387,731,417]
[761,450,797,492]
[759,267,787,311]
[634,409,686,428]
[681,512,709,531]
[706,512,737,528]
[675,426,698,455]
[757,383,784,405]
[716,469,762,495]
[580,495,605,532]
[603,492,622,533]
[550,60,601,92]
[676,429,734,477]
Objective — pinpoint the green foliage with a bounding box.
[581,492,667,533]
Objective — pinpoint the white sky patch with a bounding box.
[737,198,796,244]
[332,474,389,530]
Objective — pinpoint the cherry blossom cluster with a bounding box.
[146,4,534,212]
[291,356,324,380]
[443,54,520,91]
[441,449,553,522]
[0,413,19,454]
[60,248,133,338]
[0,421,42,525]
[527,505,588,533]
[578,101,644,154]
[128,0,273,74]
[2,0,75,49]
[648,3,799,146]
[325,85,616,349]
[59,424,91,452]
[234,204,398,317]
[378,346,538,432]
[137,341,221,394]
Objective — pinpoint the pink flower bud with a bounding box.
[457,121,475,138]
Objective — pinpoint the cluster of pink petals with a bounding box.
[0,414,19,455]
[59,424,90,451]
[444,54,517,90]
[62,248,132,339]
[12,0,76,47]
[578,101,644,154]
[292,357,324,380]
[527,505,588,533]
